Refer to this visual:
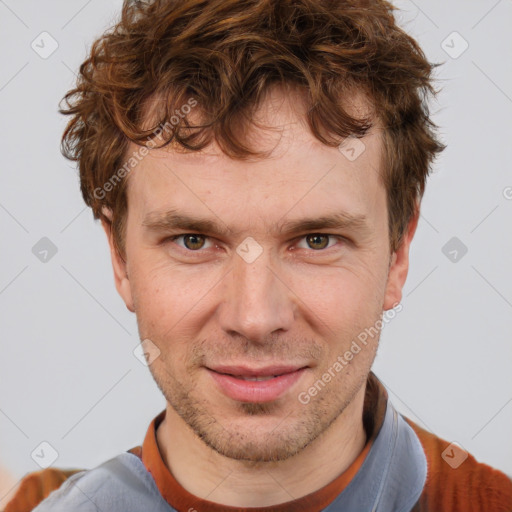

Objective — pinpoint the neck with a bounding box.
[156,384,368,508]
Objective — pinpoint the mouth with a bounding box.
[206,365,309,403]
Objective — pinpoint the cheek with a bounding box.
[130,259,222,335]
[291,259,386,321]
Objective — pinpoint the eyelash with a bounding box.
[164,233,345,255]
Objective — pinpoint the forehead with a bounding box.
[126,87,385,229]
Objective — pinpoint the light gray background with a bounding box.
[1,0,511,504]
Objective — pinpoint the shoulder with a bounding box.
[404,417,512,512]
[28,452,170,511]
[4,467,82,512]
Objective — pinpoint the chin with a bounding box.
[199,421,313,463]
[179,396,327,463]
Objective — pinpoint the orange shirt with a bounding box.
[407,419,512,512]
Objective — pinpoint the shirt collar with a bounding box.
[324,387,427,511]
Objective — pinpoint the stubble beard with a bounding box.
[149,354,372,464]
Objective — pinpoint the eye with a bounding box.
[295,233,342,251]
[168,234,215,251]
[165,233,343,254]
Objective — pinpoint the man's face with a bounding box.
[107,88,410,463]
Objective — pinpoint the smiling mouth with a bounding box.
[206,365,308,403]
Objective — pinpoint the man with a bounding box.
[6,0,512,510]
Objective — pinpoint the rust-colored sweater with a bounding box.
[6,375,512,511]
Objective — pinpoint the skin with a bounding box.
[102,86,418,507]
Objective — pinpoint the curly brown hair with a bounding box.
[59,0,445,259]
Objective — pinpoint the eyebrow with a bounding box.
[142,209,370,238]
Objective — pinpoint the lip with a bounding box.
[206,365,308,403]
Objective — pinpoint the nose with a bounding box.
[217,245,295,344]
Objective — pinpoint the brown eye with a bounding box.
[169,234,212,251]
[182,234,206,250]
[305,234,330,250]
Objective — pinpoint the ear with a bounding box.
[100,207,135,313]
[383,204,420,310]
